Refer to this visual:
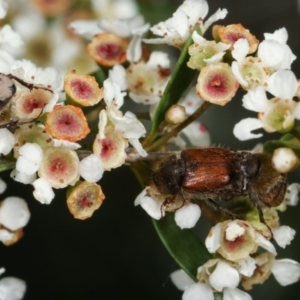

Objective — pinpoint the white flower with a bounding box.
[272,259,300,286]
[182,283,214,300]
[272,225,296,248]
[0,276,26,300]
[234,70,299,140]
[0,197,30,231]
[32,177,55,204]
[170,269,195,291]
[0,49,15,74]
[144,0,227,46]
[258,28,296,70]
[16,143,43,176]
[79,154,104,183]
[0,129,15,155]
[174,203,201,229]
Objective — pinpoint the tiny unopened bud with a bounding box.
[196,63,238,106]
[272,147,299,173]
[165,105,186,125]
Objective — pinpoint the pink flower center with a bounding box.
[100,138,116,159]
[49,157,67,175]
[225,32,245,43]
[206,74,227,96]
[77,192,93,208]
[226,235,245,251]
[56,113,79,133]
[71,79,93,99]
[96,43,122,60]
[24,97,45,113]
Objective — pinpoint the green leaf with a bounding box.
[91,68,107,86]
[149,29,200,136]
[214,292,223,300]
[0,159,15,172]
[153,213,211,281]
[263,139,300,153]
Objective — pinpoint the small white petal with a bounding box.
[16,143,43,175]
[182,122,210,147]
[128,138,147,157]
[267,70,298,100]
[170,269,195,291]
[32,178,55,205]
[10,169,36,185]
[223,287,252,300]
[233,118,264,141]
[272,147,299,173]
[52,139,81,150]
[232,39,249,62]
[242,87,269,112]
[272,225,296,248]
[209,260,240,292]
[0,25,23,48]
[0,177,7,194]
[0,229,14,243]
[202,8,228,33]
[140,196,164,220]
[134,187,147,206]
[205,223,222,253]
[68,20,101,40]
[285,183,300,206]
[0,0,8,19]
[231,61,248,87]
[174,203,201,229]
[103,79,125,108]
[0,197,30,231]
[225,220,245,241]
[0,277,26,300]
[108,65,127,91]
[79,154,104,183]
[264,28,288,44]
[272,259,300,286]
[182,283,214,300]
[0,129,15,155]
[255,233,277,255]
[126,35,142,63]
[237,257,257,277]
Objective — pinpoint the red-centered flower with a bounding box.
[38,147,79,188]
[64,70,104,106]
[215,24,259,54]
[67,181,105,220]
[30,0,71,17]
[14,89,53,119]
[93,126,128,170]
[45,105,90,142]
[87,33,129,66]
[196,63,239,106]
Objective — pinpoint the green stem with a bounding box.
[145,101,211,152]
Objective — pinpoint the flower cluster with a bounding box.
[1,0,300,299]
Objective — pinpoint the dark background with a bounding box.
[2,0,300,299]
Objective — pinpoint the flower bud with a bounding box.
[165,105,186,125]
[272,147,299,173]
